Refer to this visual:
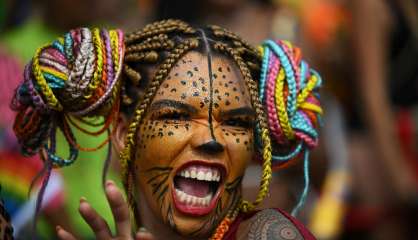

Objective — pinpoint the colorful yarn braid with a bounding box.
[258,40,323,216]
[11,28,125,167]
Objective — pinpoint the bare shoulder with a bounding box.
[244,209,304,240]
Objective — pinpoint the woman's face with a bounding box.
[134,51,255,237]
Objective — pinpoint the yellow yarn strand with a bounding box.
[297,75,318,107]
[275,68,294,139]
[32,45,63,111]
[109,30,120,72]
[300,102,323,114]
[39,66,68,81]
[240,128,273,213]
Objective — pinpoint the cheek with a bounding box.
[135,120,191,170]
[223,129,254,175]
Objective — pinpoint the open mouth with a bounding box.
[172,161,225,216]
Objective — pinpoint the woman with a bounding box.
[11,20,322,239]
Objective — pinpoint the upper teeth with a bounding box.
[179,167,221,182]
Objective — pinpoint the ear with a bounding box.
[112,114,129,153]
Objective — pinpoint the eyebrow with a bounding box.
[220,107,255,118]
[150,99,198,114]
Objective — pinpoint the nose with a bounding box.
[190,120,225,155]
[196,140,224,154]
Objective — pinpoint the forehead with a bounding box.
[153,51,251,108]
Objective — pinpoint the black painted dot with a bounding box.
[168,131,174,136]
[222,75,226,79]
[148,126,152,130]
[181,80,186,85]
[233,87,237,92]
[244,141,248,145]
[158,132,163,137]
[170,88,177,93]
[163,83,169,88]
[187,71,193,77]
[227,66,231,72]
[159,128,163,131]
[214,89,219,94]
[194,66,199,71]
[217,95,222,101]
[204,97,209,104]
[193,92,199,97]
[218,67,223,72]
[192,81,197,87]
[199,77,205,84]
[224,83,229,87]
[236,138,240,143]
[213,73,218,79]
[182,59,187,63]
[226,133,229,136]
[232,133,236,136]
[214,103,219,108]
[225,100,231,106]
[228,81,233,84]
[202,86,207,92]
[181,93,186,99]
[151,135,155,138]
[175,73,179,76]
[175,125,179,129]
[235,96,240,101]
[163,124,167,128]
[200,102,204,108]
[225,92,230,96]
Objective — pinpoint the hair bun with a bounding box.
[258,40,322,169]
[11,28,125,167]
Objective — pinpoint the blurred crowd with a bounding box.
[0,0,417,239]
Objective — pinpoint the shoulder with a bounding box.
[243,208,316,240]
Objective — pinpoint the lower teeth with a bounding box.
[175,189,212,206]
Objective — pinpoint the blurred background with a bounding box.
[0,0,417,239]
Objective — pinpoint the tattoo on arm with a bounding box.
[248,209,303,240]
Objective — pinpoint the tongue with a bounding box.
[176,177,210,198]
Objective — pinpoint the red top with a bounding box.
[224,208,316,239]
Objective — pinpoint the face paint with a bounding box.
[134,51,255,237]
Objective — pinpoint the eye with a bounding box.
[223,117,253,129]
[153,109,190,121]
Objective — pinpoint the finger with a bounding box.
[79,198,112,240]
[105,180,132,238]
[56,225,77,240]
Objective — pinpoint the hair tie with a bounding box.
[11,28,125,167]
[257,39,323,215]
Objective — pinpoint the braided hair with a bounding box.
[11,19,322,239]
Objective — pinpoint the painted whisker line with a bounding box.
[151,175,170,195]
[225,176,243,193]
[145,166,173,173]
[146,171,171,184]
[157,184,169,202]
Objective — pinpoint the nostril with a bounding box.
[196,140,224,154]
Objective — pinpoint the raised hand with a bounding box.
[56,180,154,240]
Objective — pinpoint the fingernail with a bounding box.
[138,227,147,232]
[106,180,114,187]
[80,197,87,203]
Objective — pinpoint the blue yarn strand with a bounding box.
[291,150,310,217]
